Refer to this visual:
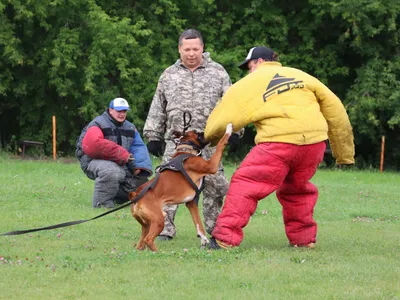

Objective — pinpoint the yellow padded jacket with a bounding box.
[204,61,355,164]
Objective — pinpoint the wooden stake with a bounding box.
[380,136,385,173]
[52,116,56,160]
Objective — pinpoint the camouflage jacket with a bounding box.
[143,52,232,141]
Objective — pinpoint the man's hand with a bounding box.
[131,172,149,189]
[126,157,135,173]
[147,140,165,157]
[228,133,240,153]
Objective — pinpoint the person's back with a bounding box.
[206,58,353,164]
[204,46,355,250]
[220,62,336,144]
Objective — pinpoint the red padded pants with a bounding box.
[212,141,326,247]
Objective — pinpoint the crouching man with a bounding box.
[76,98,152,208]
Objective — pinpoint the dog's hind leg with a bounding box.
[132,203,150,250]
[136,220,149,251]
[144,212,165,252]
[185,201,209,248]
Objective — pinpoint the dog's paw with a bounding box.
[200,238,210,249]
[225,123,233,136]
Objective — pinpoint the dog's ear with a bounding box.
[128,191,137,201]
[172,131,183,139]
[172,131,184,146]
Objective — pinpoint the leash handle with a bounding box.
[183,111,192,134]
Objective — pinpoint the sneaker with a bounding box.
[157,235,173,241]
[115,197,128,205]
[102,202,116,209]
[206,237,221,250]
[206,237,234,250]
[291,242,315,249]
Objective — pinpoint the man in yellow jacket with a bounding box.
[205,46,355,249]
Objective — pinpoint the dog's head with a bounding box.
[172,130,209,153]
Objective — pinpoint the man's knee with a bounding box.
[203,180,229,199]
[88,160,125,180]
[97,164,126,182]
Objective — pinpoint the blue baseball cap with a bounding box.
[109,98,130,111]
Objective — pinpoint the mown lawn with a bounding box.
[0,154,399,300]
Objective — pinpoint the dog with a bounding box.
[128,123,233,251]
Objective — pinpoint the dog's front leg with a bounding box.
[185,201,209,247]
[206,123,233,173]
[196,224,209,248]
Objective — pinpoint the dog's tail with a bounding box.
[128,176,158,204]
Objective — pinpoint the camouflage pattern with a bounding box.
[143,52,231,141]
[143,52,231,237]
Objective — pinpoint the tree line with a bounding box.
[1,0,399,169]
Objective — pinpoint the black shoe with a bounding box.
[157,235,173,241]
[206,237,221,250]
[115,197,128,205]
[93,201,115,209]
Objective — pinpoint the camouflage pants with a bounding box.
[86,159,147,208]
[159,141,229,237]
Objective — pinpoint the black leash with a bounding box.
[0,175,157,237]
[1,138,207,237]
[183,111,192,134]
[0,200,133,236]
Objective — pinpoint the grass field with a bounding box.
[0,153,399,300]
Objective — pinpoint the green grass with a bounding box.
[0,154,399,300]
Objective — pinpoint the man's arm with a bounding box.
[313,78,355,165]
[143,76,167,142]
[221,69,232,95]
[205,77,252,145]
[82,126,130,165]
[128,130,153,176]
[220,68,245,144]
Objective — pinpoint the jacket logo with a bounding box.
[263,73,304,102]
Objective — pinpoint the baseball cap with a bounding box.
[238,46,275,70]
[109,98,130,111]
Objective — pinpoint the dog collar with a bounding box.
[175,145,201,156]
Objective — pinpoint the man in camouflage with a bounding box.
[143,29,239,240]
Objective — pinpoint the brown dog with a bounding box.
[128,123,233,251]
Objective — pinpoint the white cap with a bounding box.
[109,98,130,111]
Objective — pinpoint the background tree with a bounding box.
[0,0,399,169]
